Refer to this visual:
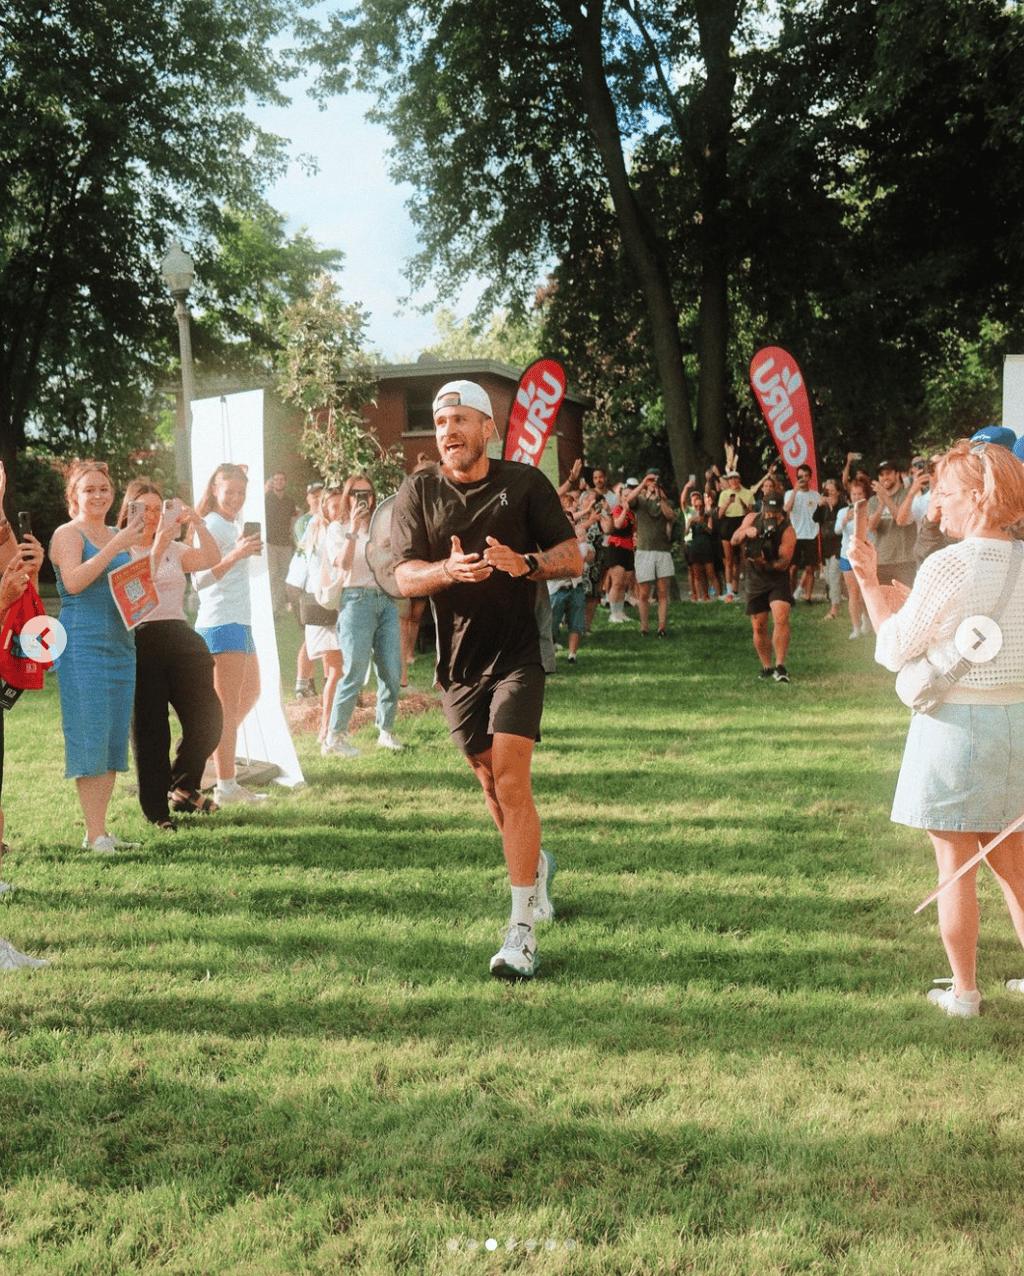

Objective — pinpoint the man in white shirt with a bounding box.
[783,464,820,601]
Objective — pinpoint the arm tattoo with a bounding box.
[531,538,583,581]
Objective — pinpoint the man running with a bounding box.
[390,380,582,979]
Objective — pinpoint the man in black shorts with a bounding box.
[731,477,797,682]
[391,380,582,979]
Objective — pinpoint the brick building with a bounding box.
[361,358,588,486]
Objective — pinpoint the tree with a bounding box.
[313,0,1024,482]
[736,0,1024,458]
[275,274,405,493]
[0,0,306,503]
[194,204,344,382]
[420,307,542,367]
[309,0,776,487]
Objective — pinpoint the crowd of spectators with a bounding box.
[547,443,1018,681]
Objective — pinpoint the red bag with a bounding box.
[0,582,52,690]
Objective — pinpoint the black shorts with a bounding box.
[686,546,715,565]
[720,515,744,543]
[745,580,792,616]
[604,544,634,572]
[792,539,820,570]
[442,664,547,758]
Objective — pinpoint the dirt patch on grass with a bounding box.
[284,689,440,736]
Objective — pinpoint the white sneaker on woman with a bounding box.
[214,781,267,804]
[926,979,981,1017]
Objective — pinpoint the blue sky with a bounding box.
[250,75,482,362]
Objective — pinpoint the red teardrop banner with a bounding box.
[503,358,567,467]
[749,347,818,490]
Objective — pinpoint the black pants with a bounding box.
[131,621,223,823]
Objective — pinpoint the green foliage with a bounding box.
[193,205,345,381]
[307,0,715,481]
[310,0,1024,481]
[275,275,404,492]
[421,307,542,368]
[0,0,308,499]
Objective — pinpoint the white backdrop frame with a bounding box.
[190,390,304,788]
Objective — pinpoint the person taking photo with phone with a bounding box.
[194,463,265,805]
[49,461,146,851]
[117,481,223,829]
[321,475,403,757]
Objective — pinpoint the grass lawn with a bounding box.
[2,598,1024,1274]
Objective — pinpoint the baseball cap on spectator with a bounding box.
[432,380,494,419]
[971,425,1017,451]
[724,469,740,479]
[877,459,897,472]
[762,493,784,511]
[624,477,640,488]
[1013,436,1024,464]
[306,481,324,493]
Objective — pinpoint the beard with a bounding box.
[442,434,487,473]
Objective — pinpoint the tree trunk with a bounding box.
[693,0,739,470]
[564,0,698,489]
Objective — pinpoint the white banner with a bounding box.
[1002,355,1024,440]
[190,391,304,788]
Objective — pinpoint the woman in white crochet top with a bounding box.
[850,438,1024,1018]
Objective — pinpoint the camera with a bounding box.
[17,511,32,539]
[127,500,145,522]
[243,521,261,541]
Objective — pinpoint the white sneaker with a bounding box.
[848,629,860,640]
[860,618,874,636]
[82,834,140,852]
[0,938,49,970]
[213,782,267,805]
[489,923,539,980]
[793,585,804,601]
[1005,978,1024,993]
[321,737,361,758]
[377,730,403,751]
[532,849,557,923]
[926,979,981,1017]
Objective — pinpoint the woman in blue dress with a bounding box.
[49,461,145,851]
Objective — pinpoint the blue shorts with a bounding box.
[550,582,586,638]
[197,623,256,655]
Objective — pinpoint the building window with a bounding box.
[404,384,435,435]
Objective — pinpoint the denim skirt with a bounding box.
[891,700,1024,832]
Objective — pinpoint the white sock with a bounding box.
[510,886,535,928]
[610,600,624,620]
[217,777,239,793]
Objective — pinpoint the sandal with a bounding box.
[169,788,219,815]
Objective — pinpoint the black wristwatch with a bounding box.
[522,553,539,576]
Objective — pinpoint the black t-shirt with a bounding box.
[390,460,572,688]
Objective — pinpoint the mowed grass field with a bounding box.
[2,597,1024,1275]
